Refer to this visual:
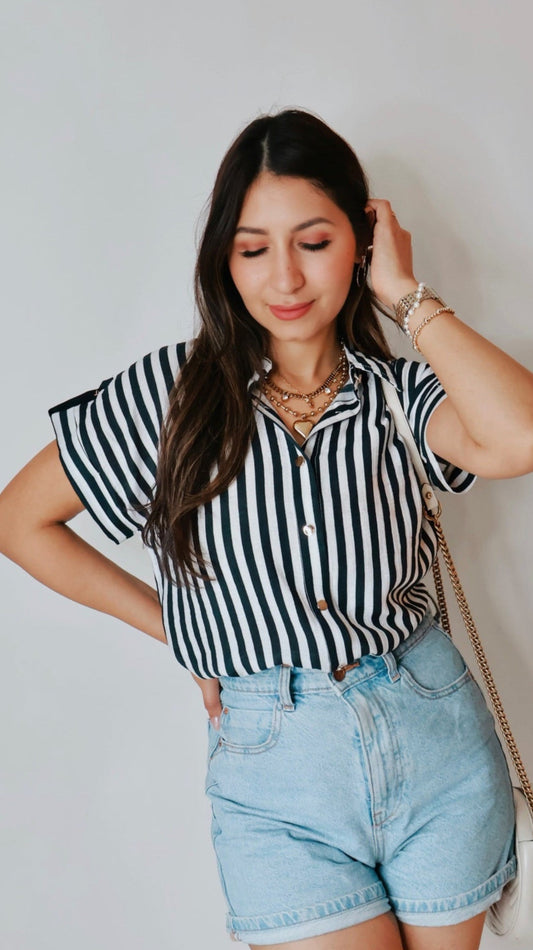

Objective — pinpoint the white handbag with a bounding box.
[381,377,533,943]
[488,787,533,939]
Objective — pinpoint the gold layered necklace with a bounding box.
[261,346,348,439]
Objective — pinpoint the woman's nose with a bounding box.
[269,251,305,295]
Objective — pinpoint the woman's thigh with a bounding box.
[249,911,403,950]
[248,909,487,950]
[399,911,486,950]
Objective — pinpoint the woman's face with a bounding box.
[228,172,358,350]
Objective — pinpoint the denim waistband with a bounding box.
[218,605,438,702]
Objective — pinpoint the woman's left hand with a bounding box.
[364,198,418,311]
[191,672,223,729]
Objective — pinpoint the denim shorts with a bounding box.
[204,609,516,945]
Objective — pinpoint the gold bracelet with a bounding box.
[394,283,446,336]
[411,307,456,352]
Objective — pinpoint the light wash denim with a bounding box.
[205,608,516,944]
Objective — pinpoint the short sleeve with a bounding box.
[392,358,477,494]
[48,343,185,543]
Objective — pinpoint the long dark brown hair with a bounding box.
[141,108,394,585]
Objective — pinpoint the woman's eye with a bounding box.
[241,248,267,258]
[301,240,331,252]
[240,239,331,259]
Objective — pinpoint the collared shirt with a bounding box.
[48,340,475,677]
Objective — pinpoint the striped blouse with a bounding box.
[48,340,475,678]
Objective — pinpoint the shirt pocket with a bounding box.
[398,623,472,699]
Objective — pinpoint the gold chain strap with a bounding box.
[431,552,451,637]
[427,510,533,819]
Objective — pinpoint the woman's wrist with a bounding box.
[388,277,420,313]
[380,278,458,352]
[390,280,456,351]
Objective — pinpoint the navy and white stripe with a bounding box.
[48,340,475,678]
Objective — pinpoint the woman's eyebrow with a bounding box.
[234,216,335,235]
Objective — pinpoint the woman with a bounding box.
[1,109,532,950]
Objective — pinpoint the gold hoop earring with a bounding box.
[356,244,373,288]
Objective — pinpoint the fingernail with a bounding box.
[210,716,220,731]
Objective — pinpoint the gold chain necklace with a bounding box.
[267,349,346,408]
[261,349,349,439]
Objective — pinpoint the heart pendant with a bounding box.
[293,420,314,439]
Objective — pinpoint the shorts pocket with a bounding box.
[398,623,472,699]
[216,690,282,755]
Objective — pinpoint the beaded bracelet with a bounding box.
[394,282,446,341]
[411,306,456,352]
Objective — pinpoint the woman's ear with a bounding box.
[355,207,376,263]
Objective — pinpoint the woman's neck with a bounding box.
[268,335,343,393]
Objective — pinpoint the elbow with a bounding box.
[518,435,533,476]
[471,429,533,479]
[0,512,22,558]
[513,425,533,474]
[0,504,12,555]
[0,500,34,558]
[494,431,533,478]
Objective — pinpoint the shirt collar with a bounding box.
[247,356,272,392]
[342,342,400,390]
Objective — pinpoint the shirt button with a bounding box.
[295,456,305,467]
[302,524,315,536]
[317,599,328,610]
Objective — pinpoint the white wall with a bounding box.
[1,1,532,947]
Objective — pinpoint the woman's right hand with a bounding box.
[191,672,223,729]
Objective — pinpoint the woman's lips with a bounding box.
[268,301,314,321]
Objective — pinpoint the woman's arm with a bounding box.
[365,198,533,478]
[0,440,167,643]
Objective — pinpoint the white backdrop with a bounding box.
[1,1,532,947]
